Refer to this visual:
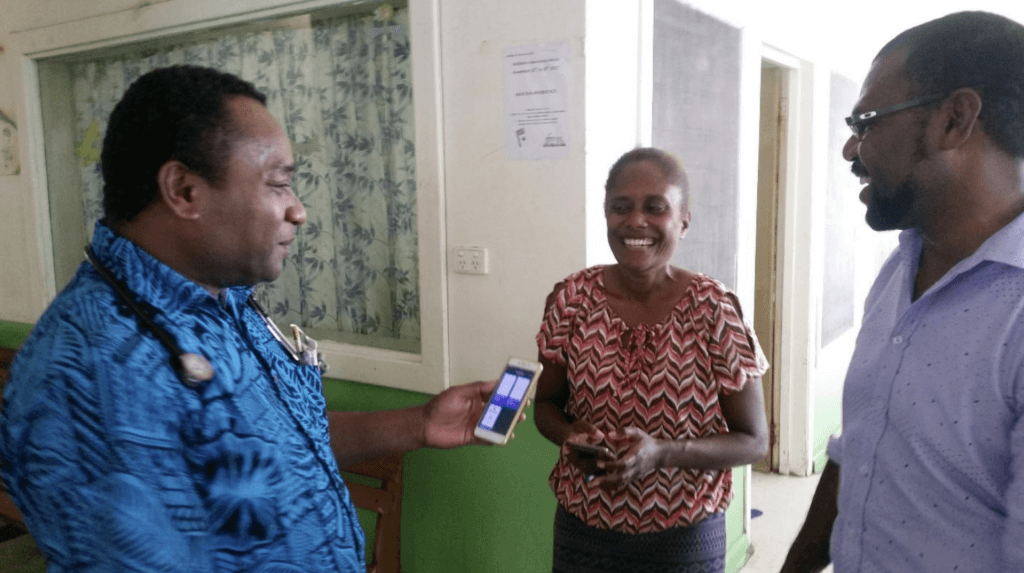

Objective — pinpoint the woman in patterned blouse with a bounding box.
[535,147,770,573]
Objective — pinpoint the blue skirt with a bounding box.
[552,506,726,573]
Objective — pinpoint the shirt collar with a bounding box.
[973,208,1024,270]
[897,208,1024,273]
[89,221,253,314]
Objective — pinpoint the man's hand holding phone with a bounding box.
[473,358,543,445]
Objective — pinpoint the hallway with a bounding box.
[741,471,833,573]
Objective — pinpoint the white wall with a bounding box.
[686,0,1024,84]
[440,0,587,384]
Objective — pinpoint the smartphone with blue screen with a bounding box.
[473,358,543,445]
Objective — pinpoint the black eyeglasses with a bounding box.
[845,93,947,138]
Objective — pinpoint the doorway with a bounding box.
[753,61,791,473]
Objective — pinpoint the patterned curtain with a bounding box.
[69,9,420,352]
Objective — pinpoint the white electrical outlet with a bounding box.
[454,247,488,275]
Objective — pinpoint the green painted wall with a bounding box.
[726,466,749,571]
[2,320,750,572]
[0,321,32,351]
[812,345,849,474]
[324,377,560,572]
[814,389,843,473]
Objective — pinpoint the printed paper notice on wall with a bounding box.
[504,40,570,160]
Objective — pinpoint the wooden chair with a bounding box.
[341,454,404,573]
[0,346,28,533]
[0,347,41,573]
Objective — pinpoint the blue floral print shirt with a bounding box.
[0,223,365,572]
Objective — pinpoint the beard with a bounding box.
[861,124,929,231]
[864,177,918,231]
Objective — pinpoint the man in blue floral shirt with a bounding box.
[0,65,498,572]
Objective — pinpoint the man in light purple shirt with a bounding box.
[781,11,1024,573]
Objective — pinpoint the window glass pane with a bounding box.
[42,6,420,353]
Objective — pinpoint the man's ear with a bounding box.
[679,209,691,238]
[936,87,983,152]
[156,160,206,220]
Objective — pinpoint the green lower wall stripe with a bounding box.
[726,534,751,573]
[0,321,32,350]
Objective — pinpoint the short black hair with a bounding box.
[100,65,267,226]
[605,147,690,209]
[878,11,1024,158]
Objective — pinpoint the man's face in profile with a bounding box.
[195,96,306,289]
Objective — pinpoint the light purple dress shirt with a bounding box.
[829,211,1024,572]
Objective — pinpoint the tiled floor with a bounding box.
[739,471,834,573]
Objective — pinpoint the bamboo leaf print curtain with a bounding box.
[69,9,420,352]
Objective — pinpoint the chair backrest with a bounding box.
[0,346,28,532]
[0,347,14,391]
[341,454,404,573]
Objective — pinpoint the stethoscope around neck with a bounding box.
[84,247,328,388]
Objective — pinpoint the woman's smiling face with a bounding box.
[604,159,690,274]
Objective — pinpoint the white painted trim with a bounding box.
[12,0,379,58]
[760,44,801,71]
[734,26,762,318]
[403,0,448,392]
[736,26,764,539]
[771,48,816,477]
[21,56,58,303]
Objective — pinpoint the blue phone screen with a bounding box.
[477,364,536,436]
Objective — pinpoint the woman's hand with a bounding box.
[563,420,610,476]
[598,427,668,489]
[564,419,605,446]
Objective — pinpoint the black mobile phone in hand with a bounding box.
[566,441,610,481]
[565,441,611,458]
[473,358,543,445]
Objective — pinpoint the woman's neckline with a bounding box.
[598,265,700,329]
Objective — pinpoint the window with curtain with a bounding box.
[52,6,420,353]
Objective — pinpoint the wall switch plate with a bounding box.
[454,247,488,274]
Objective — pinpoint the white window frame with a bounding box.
[14,0,450,394]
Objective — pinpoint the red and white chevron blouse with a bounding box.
[537,266,768,534]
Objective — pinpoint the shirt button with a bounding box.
[892,335,904,344]
[859,464,870,476]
